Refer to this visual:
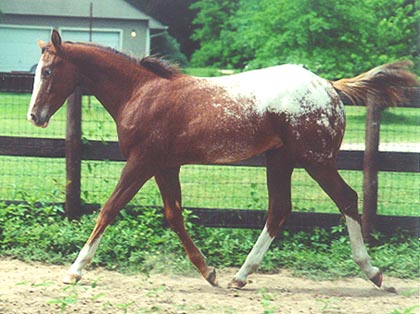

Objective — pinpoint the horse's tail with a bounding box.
[331,60,418,108]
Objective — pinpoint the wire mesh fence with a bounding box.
[0,86,419,218]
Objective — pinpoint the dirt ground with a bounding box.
[0,259,418,314]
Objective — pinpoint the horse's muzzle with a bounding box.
[28,113,49,128]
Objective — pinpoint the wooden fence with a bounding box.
[1,73,419,239]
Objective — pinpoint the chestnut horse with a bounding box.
[28,30,418,289]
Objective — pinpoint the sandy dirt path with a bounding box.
[0,259,418,314]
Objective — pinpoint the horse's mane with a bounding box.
[64,41,181,79]
[139,56,181,79]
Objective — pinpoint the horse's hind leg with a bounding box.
[230,148,294,289]
[155,167,218,287]
[304,163,382,287]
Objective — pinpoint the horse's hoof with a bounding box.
[205,268,219,287]
[63,273,82,285]
[370,271,383,288]
[228,278,247,290]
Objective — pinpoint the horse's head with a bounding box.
[27,30,78,128]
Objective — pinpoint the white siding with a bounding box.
[0,26,51,72]
[61,28,122,50]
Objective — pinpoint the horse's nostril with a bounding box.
[30,114,38,123]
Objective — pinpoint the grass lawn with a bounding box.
[0,155,418,216]
[0,91,419,217]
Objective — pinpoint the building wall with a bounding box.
[2,15,149,56]
[1,14,150,72]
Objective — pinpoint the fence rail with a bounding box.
[1,72,419,237]
[1,136,419,172]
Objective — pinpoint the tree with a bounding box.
[191,0,419,77]
[151,33,189,66]
[189,0,240,67]
[372,0,419,71]
[253,0,383,77]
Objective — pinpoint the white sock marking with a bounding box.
[345,215,379,279]
[67,236,102,277]
[234,224,274,282]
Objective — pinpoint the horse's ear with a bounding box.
[51,29,62,50]
[37,39,46,50]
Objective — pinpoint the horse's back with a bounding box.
[208,64,346,164]
[210,64,339,116]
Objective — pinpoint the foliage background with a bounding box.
[129,0,419,78]
[189,0,419,78]
[1,202,417,280]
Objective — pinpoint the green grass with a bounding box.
[183,67,239,77]
[343,105,420,144]
[0,92,419,216]
[183,67,222,77]
[0,94,116,141]
[1,155,418,216]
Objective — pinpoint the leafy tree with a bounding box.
[243,0,382,77]
[191,0,419,77]
[190,0,240,67]
[151,33,189,66]
[372,0,419,71]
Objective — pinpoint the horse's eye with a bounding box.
[42,68,52,78]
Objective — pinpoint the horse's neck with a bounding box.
[65,44,151,121]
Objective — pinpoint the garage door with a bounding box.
[0,26,51,72]
[61,29,121,50]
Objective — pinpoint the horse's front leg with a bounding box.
[155,167,218,287]
[63,157,154,284]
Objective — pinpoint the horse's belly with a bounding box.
[177,109,283,165]
[206,135,283,164]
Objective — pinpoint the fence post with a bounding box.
[65,88,83,219]
[362,100,382,242]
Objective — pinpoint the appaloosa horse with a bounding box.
[28,30,418,289]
